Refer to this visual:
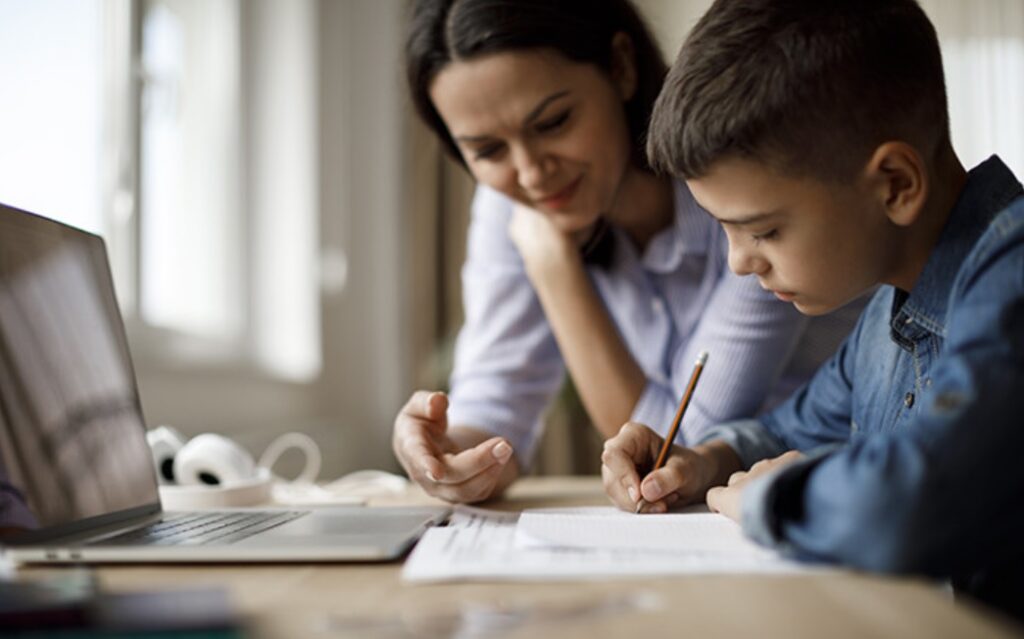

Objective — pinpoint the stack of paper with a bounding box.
[402,505,819,583]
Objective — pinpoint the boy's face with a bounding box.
[687,157,898,316]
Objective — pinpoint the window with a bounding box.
[0,0,104,234]
[0,0,321,382]
[139,0,244,343]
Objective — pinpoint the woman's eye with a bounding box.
[751,229,778,244]
[535,110,570,133]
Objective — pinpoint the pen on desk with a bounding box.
[635,351,708,514]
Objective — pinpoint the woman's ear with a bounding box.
[610,32,638,101]
[864,141,929,227]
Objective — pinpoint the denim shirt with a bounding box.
[699,156,1024,611]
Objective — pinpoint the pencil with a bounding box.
[635,351,708,514]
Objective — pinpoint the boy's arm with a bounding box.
[696,298,869,468]
[737,243,1024,575]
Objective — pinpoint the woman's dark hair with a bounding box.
[406,0,668,170]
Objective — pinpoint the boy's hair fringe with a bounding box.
[647,0,950,181]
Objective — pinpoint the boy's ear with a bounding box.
[610,32,638,102]
[864,142,928,227]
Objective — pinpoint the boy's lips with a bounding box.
[536,176,582,210]
[761,282,797,301]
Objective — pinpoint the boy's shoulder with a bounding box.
[945,190,1024,337]
[980,191,1024,248]
[959,190,1024,285]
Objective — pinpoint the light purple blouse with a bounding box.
[447,183,862,465]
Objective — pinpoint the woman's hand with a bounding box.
[507,204,582,277]
[391,391,519,503]
[706,450,805,522]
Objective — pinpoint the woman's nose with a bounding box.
[513,144,551,192]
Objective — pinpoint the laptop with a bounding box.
[0,202,449,563]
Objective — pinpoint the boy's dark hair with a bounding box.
[406,0,668,170]
[647,0,950,181]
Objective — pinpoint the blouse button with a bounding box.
[904,392,915,408]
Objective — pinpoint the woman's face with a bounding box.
[429,47,635,234]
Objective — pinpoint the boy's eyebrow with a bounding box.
[710,210,780,226]
[454,90,571,143]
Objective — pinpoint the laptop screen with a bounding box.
[0,203,159,541]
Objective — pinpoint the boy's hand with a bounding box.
[601,422,730,514]
[706,450,805,521]
[391,391,517,503]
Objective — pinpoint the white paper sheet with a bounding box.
[402,505,819,583]
[516,506,772,555]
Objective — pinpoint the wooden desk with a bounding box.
[16,477,1024,639]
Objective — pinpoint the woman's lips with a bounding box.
[536,176,582,210]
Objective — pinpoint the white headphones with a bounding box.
[146,426,252,486]
[145,425,408,508]
[145,425,321,507]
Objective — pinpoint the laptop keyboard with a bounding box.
[96,511,308,546]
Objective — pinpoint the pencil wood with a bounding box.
[634,352,708,513]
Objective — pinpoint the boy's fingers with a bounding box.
[602,422,666,511]
[601,462,639,511]
[641,455,699,503]
[706,486,725,512]
[600,448,644,511]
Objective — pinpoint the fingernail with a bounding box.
[627,486,638,502]
[426,471,438,482]
[492,442,512,460]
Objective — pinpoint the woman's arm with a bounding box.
[508,205,646,439]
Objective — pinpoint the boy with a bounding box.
[600,0,1024,620]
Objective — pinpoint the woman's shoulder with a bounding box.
[471,184,515,220]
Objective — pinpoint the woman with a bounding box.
[393,0,861,502]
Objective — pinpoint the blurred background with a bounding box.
[0,0,1021,480]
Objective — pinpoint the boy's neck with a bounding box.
[888,148,968,292]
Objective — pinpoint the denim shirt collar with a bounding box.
[890,155,1024,348]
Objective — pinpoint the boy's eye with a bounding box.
[751,229,778,244]
[535,110,570,133]
[472,142,506,161]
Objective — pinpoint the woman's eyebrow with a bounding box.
[522,90,571,126]
[453,90,571,143]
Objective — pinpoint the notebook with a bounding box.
[0,202,448,563]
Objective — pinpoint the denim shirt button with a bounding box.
[904,392,915,408]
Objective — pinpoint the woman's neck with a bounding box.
[605,166,676,252]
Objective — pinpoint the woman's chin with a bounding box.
[545,209,601,235]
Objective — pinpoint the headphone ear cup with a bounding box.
[173,434,257,487]
[146,425,187,484]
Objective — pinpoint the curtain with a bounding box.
[921,0,1024,176]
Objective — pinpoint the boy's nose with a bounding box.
[728,243,770,277]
